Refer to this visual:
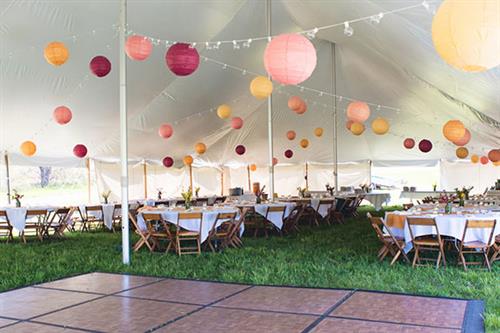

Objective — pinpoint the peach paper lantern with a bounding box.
[300,139,309,149]
[456,147,468,159]
[346,101,370,123]
[294,101,307,115]
[452,128,471,146]
[488,149,500,162]
[20,141,36,157]
[250,164,257,172]
[350,122,365,136]
[471,154,479,163]
[314,127,323,137]
[442,120,465,142]
[403,138,415,149]
[125,35,153,61]
[371,117,389,135]
[158,124,173,139]
[264,33,317,85]
[272,157,278,166]
[183,155,193,166]
[231,117,243,130]
[249,76,273,99]
[480,156,489,165]
[432,0,500,72]
[217,105,232,119]
[286,130,296,140]
[44,42,69,66]
[53,106,72,125]
[288,96,303,111]
[195,142,206,155]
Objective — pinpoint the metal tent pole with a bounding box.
[332,43,339,194]
[266,0,275,201]
[4,151,11,205]
[119,0,130,265]
[86,158,91,203]
[143,161,148,199]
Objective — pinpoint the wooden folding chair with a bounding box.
[331,198,347,224]
[458,220,496,271]
[258,205,285,238]
[282,204,304,235]
[111,204,122,232]
[367,212,409,265]
[175,212,202,255]
[205,212,237,252]
[78,205,104,232]
[226,208,248,248]
[22,209,48,243]
[406,217,446,268]
[45,207,74,238]
[129,212,155,252]
[142,213,176,253]
[0,211,13,243]
[491,234,500,263]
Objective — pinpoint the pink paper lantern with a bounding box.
[345,120,354,130]
[284,149,293,159]
[73,144,88,158]
[158,124,173,139]
[90,56,111,77]
[162,156,174,168]
[286,130,296,140]
[165,43,200,76]
[125,35,153,61]
[346,101,370,123]
[404,138,415,149]
[288,96,304,111]
[418,139,432,153]
[264,33,317,85]
[231,117,243,130]
[235,145,246,155]
[53,106,72,125]
[452,128,471,146]
[480,156,489,165]
[272,157,278,166]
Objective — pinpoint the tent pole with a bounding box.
[266,0,275,201]
[247,165,251,192]
[119,0,130,265]
[189,165,193,193]
[4,151,11,205]
[332,42,338,195]
[86,158,91,203]
[143,161,147,199]
[305,162,309,190]
[220,168,224,196]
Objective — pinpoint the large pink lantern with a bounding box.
[158,124,173,139]
[452,128,471,146]
[264,33,317,85]
[235,145,246,155]
[90,56,111,77]
[53,106,72,125]
[231,117,243,130]
[162,156,174,168]
[73,144,88,158]
[125,35,153,61]
[346,101,370,123]
[166,43,200,76]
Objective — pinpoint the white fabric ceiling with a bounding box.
[0,0,499,168]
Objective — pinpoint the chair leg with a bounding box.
[412,246,419,267]
[483,251,491,271]
[390,250,401,265]
[459,251,467,271]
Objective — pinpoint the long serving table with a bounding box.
[79,204,117,230]
[233,202,296,230]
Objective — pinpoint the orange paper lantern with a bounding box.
[314,127,323,137]
[44,42,69,66]
[300,139,309,148]
[249,76,273,99]
[286,130,296,140]
[456,147,468,159]
[217,104,232,119]
[371,117,389,135]
[350,122,365,136]
[20,141,36,157]
[346,101,370,123]
[471,154,479,163]
[183,155,193,165]
[195,142,206,154]
[442,120,465,142]
[250,164,257,172]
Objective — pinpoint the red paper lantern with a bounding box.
[162,156,174,168]
[125,35,153,61]
[231,117,243,129]
[452,128,471,146]
[284,149,293,158]
[488,149,500,162]
[272,157,278,166]
[346,101,370,123]
[418,139,432,153]
[286,130,296,140]
[480,156,489,165]
[235,145,246,155]
[73,144,88,158]
[158,124,173,139]
[53,106,72,125]
[90,56,111,77]
[404,138,415,149]
[166,43,200,76]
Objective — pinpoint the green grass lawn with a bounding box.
[0,206,498,331]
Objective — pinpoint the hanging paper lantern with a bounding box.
[452,128,471,146]
[231,117,243,129]
[471,154,479,163]
[346,101,370,123]
[90,56,111,77]
[249,76,273,99]
[480,156,489,165]
[162,156,174,168]
[284,149,294,158]
[44,42,69,66]
[73,144,88,158]
[494,161,500,166]
[235,145,246,155]
[345,120,354,130]
[294,101,307,115]
[158,124,173,139]
[264,33,317,85]
[418,139,433,153]
[300,139,309,149]
[53,106,72,125]
[216,104,232,119]
[371,117,389,135]
[272,157,278,166]
[442,120,465,142]
[456,147,469,159]
[288,96,304,111]
[350,122,365,136]
[195,142,206,154]
[250,164,257,172]
[165,43,200,76]
[403,138,415,149]
[20,141,36,157]
[183,155,193,166]
[125,35,153,61]
[314,127,323,137]
[432,0,500,72]
[286,130,296,140]
[488,149,500,162]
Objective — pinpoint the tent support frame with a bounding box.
[4,151,11,205]
[266,0,274,200]
[332,43,338,194]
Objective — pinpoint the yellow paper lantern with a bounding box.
[432,0,500,72]
[217,104,232,119]
[44,42,69,66]
[314,127,323,137]
[350,122,365,136]
[250,76,273,99]
[371,117,389,135]
[183,155,193,166]
[20,141,37,157]
[456,147,468,159]
[194,142,206,154]
[470,154,479,164]
[300,138,309,148]
[442,120,465,142]
[250,164,257,172]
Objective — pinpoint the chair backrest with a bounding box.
[50,207,73,224]
[228,208,248,239]
[265,205,286,220]
[462,219,496,246]
[334,198,347,212]
[177,212,203,234]
[367,212,386,242]
[26,209,48,223]
[209,212,237,236]
[284,204,304,227]
[318,200,333,209]
[86,205,102,212]
[0,210,12,228]
[142,213,163,233]
[129,211,142,233]
[406,217,441,242]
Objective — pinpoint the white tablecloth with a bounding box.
[0,206,54,231]
[79,204,116,230]
[253,203,295,229]
[399,191,453,200]
[362,193,391,210]
[137,207,241,243]
[310,198,334,218]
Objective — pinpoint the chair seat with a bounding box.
[215,232,229,237]
[151,231,172,238]
[463,241,488,248]
[178,231,199,237]
[413,237,441,246]
[383,234,404,241]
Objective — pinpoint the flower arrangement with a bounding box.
[325,184,334,196]
[432,182,437,192]
[297,186,307,198]
[11,189,24,207]
[455,186,473,206]
[181,188,193,209]
[194,186,200,198]
[101,190,111,204]
[438,192,455,204]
